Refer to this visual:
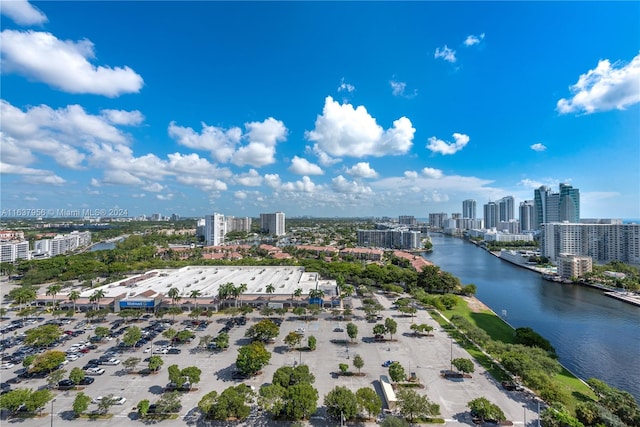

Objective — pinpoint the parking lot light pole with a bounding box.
[50,398,56,427]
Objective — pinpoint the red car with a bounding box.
[79,348,90,353]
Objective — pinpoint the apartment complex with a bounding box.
[0,241,30,263]
[398,215,417,226]
[462,199,476,219]
[34,231,92,257]
[557,254,593,279]
[428,213,448,229]
[260,212,286,236]
[534,184,580,230]
[204,213,227,246]
[541,221,640,265]
[357,227,422,250]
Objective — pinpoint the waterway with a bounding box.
[422,233,640,402]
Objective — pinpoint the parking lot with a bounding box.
[1,292,542,426]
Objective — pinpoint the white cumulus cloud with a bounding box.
[464,33,485,47]
[557,52,640,114]
[101,109,145,126]
[231,118,288,167]
[338,78,355,93]
[434,45,456,63]
[346,162,378,178]
[530,143,547,152]
[0,30,143,97]
[168,121,241,163]
[404,171,418,179]
[234,169,263,187]
[426,133,470,155]
[289,156,323,175]
[422,167,443,178]
[306,96,415,159]
[390,80,417,98]
[331,175,372,194]
[0,0,47,25]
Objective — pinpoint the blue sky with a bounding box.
[1,1,639,220]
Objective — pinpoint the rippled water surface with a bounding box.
[423,234,640,402]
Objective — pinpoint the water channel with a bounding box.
[422,233,640,402]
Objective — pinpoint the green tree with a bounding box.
[384,317,398,340]
[339,363,349,374]
[307,335,317,351]
[197,390,218,415]
[89,288,106,310]
[467,397,506,423]
[137,399,150,417]
[189,289,202,309]
[284,331,303,350]
[245,319,279,343]
[31,350,66,373]
[373,323,386,337]
[353,354,364,374]
[258,384,286,416]
[236,342,271,376]
[266,283,275,303]
[168,364,183,386]
[123,357,141,372]
[94,326,110,340]
[26,389,54,414]
[292,306,306,320]
[46,283,62,308]
[284,382,318,420]
[396,388,440,423]
[122,326,142,347]
[381,416,410,427]
[346,322,358,343]
[8,286,36,310]
[356,387,382,420]
[155,391,182,414]
[24,324,61,348]
[209,384,253,420]
[47,368,66,389]
[97,394,115,414]
[0,388,30,414]
[214,332,229,350]
[73,392,91,417]
[324,386,358,421]
[162,327,178,341]
[22,354,36,370]
[451,358,475,375]
[272,365,315,388]
[388,361,406,383]
[69,367,85,385]
[148,355,163,372]
[181,366,202,385]
[68,290,81,312]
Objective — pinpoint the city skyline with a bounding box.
[1,2,639,219]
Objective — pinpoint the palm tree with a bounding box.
[293,287,303,308]
[168,287,181,307]
[308,288,325,310]
[234,283,247,308]
[46,283,62,308]
[265,284,275,304]
[89,289,105,310]
[189,289,202,310]
[68,290,81,313]
[217,282,234,311]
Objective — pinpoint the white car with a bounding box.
[93,396,127,405]
[153,347,168,354]
[143,347,151,353]
[85,367,105,375]
[0,362,15,369]
[102,358,120,365]
[66,354,80,361]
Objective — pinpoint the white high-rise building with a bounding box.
[498,196,515,222]
[519,200,535,232]
[462,199,476,219]
[0,241,30,263]
[483,202,498,229]
[541,222,640,265]
[260,212,286,236]
[204,213,227,246]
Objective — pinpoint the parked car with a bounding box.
[85,367,105,376]
[101,358,120,366]
[93,395,127,405]
[167,348,181,354]
[381,360,396,367]
[78,376,95,385]
[0,362,15,369]
[58,379,76,390]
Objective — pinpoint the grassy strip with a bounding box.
[432,301,596,411]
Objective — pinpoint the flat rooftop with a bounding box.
[79,266,322,301]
